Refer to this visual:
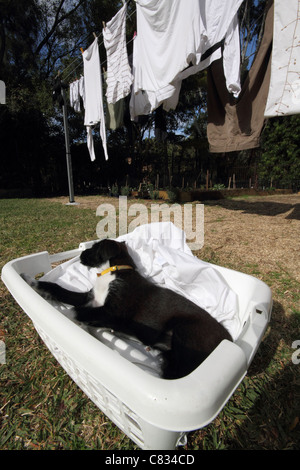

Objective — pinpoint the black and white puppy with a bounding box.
[23,239,232,379]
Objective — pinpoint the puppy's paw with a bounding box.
[20,273,51,300]
[20,273,38,288]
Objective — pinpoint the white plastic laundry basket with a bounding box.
[1,239,272,450]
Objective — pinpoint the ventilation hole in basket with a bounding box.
[105,390,123,418]
[130,431,144,447]
[130,349,148,361]
[256,308,263,314]
[114,338,128,351]
[124,413,144,445]
[125,413,142,431]
[102,331,115,341]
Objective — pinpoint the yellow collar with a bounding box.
[97,265,134,277]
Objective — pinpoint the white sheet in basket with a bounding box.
[41,223,240,340]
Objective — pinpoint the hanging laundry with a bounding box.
[264,0,300,117]
[70,79,80,112]
[106,99,125,129]
[69,76,85,112]
[52,76,66,108]
[130,0,243,120]
[103,71,125,130]
[78,75,85,109]
[103,2,134,104]
[129,33,182,120]
[82,38,108,161]
[207,0,273,153]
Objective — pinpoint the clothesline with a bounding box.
[61,3,136,83]
[73,2,135,163]
[60,0,300,173]
[65,0,245,164]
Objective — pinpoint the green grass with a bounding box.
[1,198,299,450]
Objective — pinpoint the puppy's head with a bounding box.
[80,239,133,268]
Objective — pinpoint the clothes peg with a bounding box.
[102,21,106,29]
[93,32,97,39]
[80,47,84,54]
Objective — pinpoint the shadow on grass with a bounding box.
[247,300,289,376]
[205,199,300,220]
[229,303,300,449]
[187,302,300,450]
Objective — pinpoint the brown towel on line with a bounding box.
[207,0,274,153]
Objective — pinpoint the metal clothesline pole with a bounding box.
[61,87,77,205]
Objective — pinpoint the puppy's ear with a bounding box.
[119,241,128,252]
[99,239,122,260]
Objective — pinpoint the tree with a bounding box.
[0,0,89,80]
[259,115,300,189]
[239,0,267,74]
[0,0,124,194]
[1,0,298,195]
